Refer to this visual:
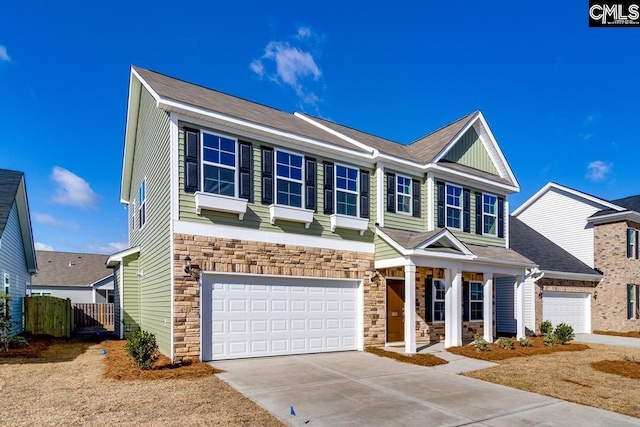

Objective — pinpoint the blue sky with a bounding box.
[1,1,638,254]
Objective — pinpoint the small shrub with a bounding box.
[124,330,159,370]
[497,337,515,350]
[473,334,491,352]
[0,294,13,352]
[8,335,28,349]
[539,320,553,335]
[554,323,575,344]
[519,337,533,347]
[543,332,559,347]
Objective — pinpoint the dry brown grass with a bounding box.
[463,343,640,418]
[594,330,640,339]
[0,336,284,426]
[365,346,448,366]
[447,337,589,361]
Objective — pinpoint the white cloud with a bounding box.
[33,212,80,231]
[87,242,128,254]
[50,167,98,210]
[0,45,11,63]
[34,242,54,251]
[585,160,612,182]
[296,27,312,39]
[249,59,265,78]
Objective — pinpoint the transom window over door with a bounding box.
[446,184,462,229]
[483,194,498,236]
[433,279,445,322]
[396,175,411,214]
[336,165,358,216]
[202,132,237,197]
[276,150,303,207]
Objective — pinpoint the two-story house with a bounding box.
[513,182,640,333]
[108,67,534,362]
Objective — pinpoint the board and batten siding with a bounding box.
[515,187,609,268]
[177,123,374,242]
[383,169,426,232]
[0,202,30,334]
[127,87,172,355]
[442,127,498,175]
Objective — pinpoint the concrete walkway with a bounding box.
[575,333,640,348]
[213,351,640,426]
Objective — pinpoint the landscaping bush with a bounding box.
[539,320,553,335]
[543,332,559,347]
[519,337,533,347]
[8,335,28,349]
[0,294,13,352]
[554,323,575,344]
[497,337,515,350]
[473,334,491,352]
[124,330,159,370]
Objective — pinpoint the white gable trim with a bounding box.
[587,211,640,225]
[294,113,377,155]
[106,246,141,268]
[414,229,474,256]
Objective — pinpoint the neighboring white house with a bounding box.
[32,251,114,303]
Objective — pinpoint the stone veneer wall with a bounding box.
[173,233,374,361]
[534,278,598,334]
[593,220,640,332]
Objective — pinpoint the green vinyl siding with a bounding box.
[375,233,403,261]
[442,127,498,175]
[127,87,172,355]
[383,169,425,232]
[121,254,140,335]
[177,123,374,242]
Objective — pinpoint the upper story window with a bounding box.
[396,175,412,214]
[386,173,420,218]
[138,180,146,229]
[202,132,237,197]
[628,284,640,319]
[446,184,462,229]
[628,229,639,259]
[483,193,498,236]
[275,150,303,208]
[336,165,358,216]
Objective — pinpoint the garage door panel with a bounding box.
[542,292,590,334]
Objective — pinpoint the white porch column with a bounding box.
[404,264,416,354]
[444,265,462,348]
[483,273,494,343]
[516,274,526,339]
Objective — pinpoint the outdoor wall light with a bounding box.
[184,256,192,274]
[184,256,200,279]
[593,291,598,300]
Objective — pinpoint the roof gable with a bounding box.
[441,126,498,175]
[0,169,23,237]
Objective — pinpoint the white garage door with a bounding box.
[542,292,590,333]
[201,274,360,361]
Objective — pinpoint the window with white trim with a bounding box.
[433,279,445,322]
[202,131,237,197]
[470,282,483,321]
[628,284,640,319]
[396,175,412,214]
[483,193,498,236]
[275,150,303,207]
[336,165,358,216]
[628,228,639,259]
[138,180,146,229]
[446,184,462,229]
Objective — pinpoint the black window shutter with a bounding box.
[305,158,317,211]
[360,170,370,219]
[412,179,421,218]
[387,173,396,213]
[628,284,634,319]
[475,193,482,235]
[437,182,445,228]
[462,281,470,322]
[463,189,471,232]
[184,128,200,193]
[497,197,505,238]
[628,229,634,258]
[239,141,252,201]
[323,162,334,214]
[261,147,273,204]
[636,230,639,259]
[425,278,433,323]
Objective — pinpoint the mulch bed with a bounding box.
[448,337,590,361]
[594,330,640,339]
[0,334,52,358]
[103,339,219,380]
[591,359,640,380]
[365,346,448,366]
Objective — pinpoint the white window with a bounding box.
[3,273,9,295]
[483,193,498,236]
[275,150,304,208]
[628,229,639,259]
[138,180,146,229]
[433,279,445,322]
[470,282,483,321]
[396,175,412,214]
[446,184,462,229]
[202,131,237,197]
[336,165,358,216]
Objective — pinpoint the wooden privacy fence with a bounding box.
[73,303,114,331]
[24,296,72,337]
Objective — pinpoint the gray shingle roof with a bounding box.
[509,217,600,276]
[379,227,446,249]
[406,112,478,163]
[33,251,112,287]
[590,194,640,219]
[0,169,23,237]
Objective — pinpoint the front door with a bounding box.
[386,279,405,342]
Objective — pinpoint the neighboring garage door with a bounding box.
[201,274,360,361]
[542,292,590,333]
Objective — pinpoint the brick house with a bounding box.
[513,182,640,333]
[108,67,534,362]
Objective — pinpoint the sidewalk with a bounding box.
[575,333,640,348]
[383,341,497,374]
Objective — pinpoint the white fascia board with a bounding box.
[14,178,37,273]
[415,229,473,256]
[407,249,475,261]
[588,210,640,225]
[513,182,622,217]
[431,111,478,163]
[106,246,141,267]
[88,275,115,288]
[427,163,519,193]
[474,113,520,187]
[472,256,537,269]
[294,113,376,155]
[375,228,410,256]
[375,152,426,173]
[375,257,410,269]
[541,270,603,282]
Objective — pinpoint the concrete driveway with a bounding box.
[575,333,640,348]
[213,351,639,426]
